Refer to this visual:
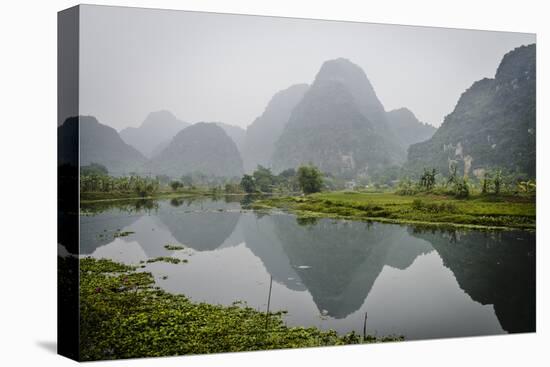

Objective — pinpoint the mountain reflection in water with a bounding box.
[75,197,535,340]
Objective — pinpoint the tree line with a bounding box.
[240,165,323,194]
[397,163,535,198]
[80,162,325,196]
[80,173,160,197]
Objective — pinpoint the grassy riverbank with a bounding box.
[250,192,535,230]
[80,189,212,203]
[74,257,401,360]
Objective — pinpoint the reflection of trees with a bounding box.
[239,194,256,207]
[223,195,245,204]
[410,227,535,333]
[132,200,159,213]
[81,199,159,215]
[168,195,246,207]
[79,209,141,255]
[295,217,319,226]
[239,194,276,208]
[170,198,184,207]
[167,196,206,207]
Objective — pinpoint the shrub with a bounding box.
[493,169,502,195]
[454,178,470,198]
[170,181,182,191]
[297,165,323,194]
[240,174,256,193]
[419,168,437,191]
[396,178,417,195]
[516,180,536,195]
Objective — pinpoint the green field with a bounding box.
[251,191,535,230]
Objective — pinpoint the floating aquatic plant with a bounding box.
[76,257,402,361]
[113,230,135,238]
[146,256,187,265]
[164,244,185,251]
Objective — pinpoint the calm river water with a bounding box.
[79,196,535,340]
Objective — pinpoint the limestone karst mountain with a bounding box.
[272,58,405,177]
[386,107,436,150]
[407,44,536,178]
[148,122,243,178]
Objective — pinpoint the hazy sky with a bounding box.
[79,5,535,130]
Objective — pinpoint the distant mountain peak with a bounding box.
[265,84,309,112]
[315,58,372,90]
[141,110,179,127]
[119,110,189,158]
[180,121,223,135]
[314,57,394,139]
[387,107,416,120]
[149,121,243,178]
[495,43,535,81]
[386,107,436,149]
[271,60,405,176]
[317,58,363,76]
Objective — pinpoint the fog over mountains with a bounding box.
[215,123,246,155]
[63,43,535,180]
[120,110,189,158]
[386,108,436,149]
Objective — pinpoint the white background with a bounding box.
[0,0,548,365]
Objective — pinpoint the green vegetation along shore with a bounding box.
[250,192,535,230]
[80,189,212,203]
[71,257,401,360]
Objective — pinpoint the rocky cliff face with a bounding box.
[271,58,404,178]
[407,44,536,178]
[242,84,309,172]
